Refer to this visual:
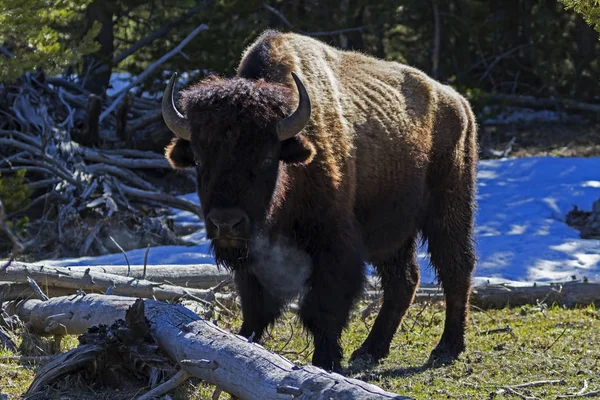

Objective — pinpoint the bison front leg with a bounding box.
[234,269,284,342]
[350,236,420,364]
[298,236,365,373]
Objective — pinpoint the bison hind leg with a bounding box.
[423,195,476,364]
[350,236,420,365]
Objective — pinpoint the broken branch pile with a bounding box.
[0,71,202,259]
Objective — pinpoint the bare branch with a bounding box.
[100,148,165,159]
[0,46,14,58]
[120,183,203,217]
[127,110,163,132]
[100,23,209,123]
[86,164,157,191]
[112,0,214,65]
[137,370,191,400]
[479,44,532,83]
[108,236,131,277]
[45,77,89,95]
[81,147,172,169]
[26,276,49,301]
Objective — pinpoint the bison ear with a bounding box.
[279,135,316,165]
[165,138,195,169]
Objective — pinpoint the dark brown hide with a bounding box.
[165,30,478,373]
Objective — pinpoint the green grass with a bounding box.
[1,300,599,399]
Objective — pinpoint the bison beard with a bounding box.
[164,30,478,374]
[210,242,250,271]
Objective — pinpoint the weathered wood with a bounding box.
[119,183,203,216]
[60,264,228,288]
[364,278,600,308]
[82,94,101,147]
[80,147,172,169]
[100,148,165,159]
[127,110,162,132]
[116,93,131,146]
[0,282,75,303]
[8,295,413,399]
[4,261,595,310]
[470,281,600,309]
[86,163,157,190]
[0,263,214,303]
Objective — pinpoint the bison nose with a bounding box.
[206,208,249,238]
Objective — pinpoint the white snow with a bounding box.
[40,156,600,286]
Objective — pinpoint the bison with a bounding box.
[163,30,478,373]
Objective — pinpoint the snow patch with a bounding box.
[40,157,600,286]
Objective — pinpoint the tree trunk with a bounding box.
[82,0,116,95]
[80,93,101,147]
[431,1,440,79]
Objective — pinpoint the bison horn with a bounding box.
[277,72,312,141]
[162,72,192,141]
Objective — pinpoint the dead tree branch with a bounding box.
[112,1,214,65]
[120,183,202,216]
[100,23,209,122]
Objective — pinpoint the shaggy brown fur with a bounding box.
[165,30,478,372]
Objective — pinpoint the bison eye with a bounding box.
[194,159,202,168]
[261,157,274,169]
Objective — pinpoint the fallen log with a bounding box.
[0,263,228,302]
[364,278,600,308]
[470,281,600,309]
[5,262,595,309]
[0,263,215,303]
[0,282,87,303]
[8,295,413,399]
[64,264,229,288]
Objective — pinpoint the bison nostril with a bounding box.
[231,217,244,230]
[206,209,248,237]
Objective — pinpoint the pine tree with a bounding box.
[0,0,100,82]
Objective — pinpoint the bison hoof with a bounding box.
[349,345,388,365]
[313,360,342,374]
[428,342,464,366]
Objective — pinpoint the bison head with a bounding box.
[163,73,314,266]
